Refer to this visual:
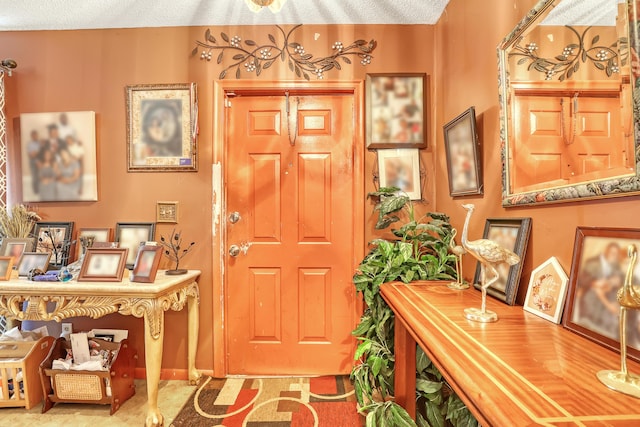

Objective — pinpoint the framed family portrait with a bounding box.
[473,217,532,305]
[156,201,179,223]
[523,256,569,324]
[115,222,156,269]
[17,252,51,278]
[377,149,421,200]
[126,83,198,172]
[34,221,75,268]
[366,73,426,148]
[443,106,483,197]
[0,237,35,267]
[77,248,128,282]
[19,111,98,202]
[0,257,14,280]
[130,245,162,283]
[563,227,640,362]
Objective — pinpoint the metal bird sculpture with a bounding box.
[447,228,469,290]
[460,203,520,322]
[597,244,640,397]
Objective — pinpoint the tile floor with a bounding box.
[0,379,194,426]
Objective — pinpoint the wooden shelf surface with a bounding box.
[381,281,640,426]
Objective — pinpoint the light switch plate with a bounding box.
[61,323,73,334]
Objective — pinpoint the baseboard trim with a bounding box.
[134,368,215,380]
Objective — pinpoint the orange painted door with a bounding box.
[225,93,356,375]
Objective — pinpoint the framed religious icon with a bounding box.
[377,149,421,200]
[472,217,532,305]
[443,106,483,197]
[366,73,427,148]
[130,245,162,283]
[523,256,569,324]
[33,221,75,268]
[115,222,156,269]
[563,227,640,362]
[126,83,198,172]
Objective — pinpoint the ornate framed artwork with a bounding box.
[156,201,178,223]
[77,248,128,282]
[0,237,35,267]
[19,111,98,202]
[366,73,426,148]
[17,252,51,278]
[130,245,162,283]
[34,221,75,268]
[0,257,14,280]
[472,217,532,305]
[523,256,569,324]
[377,149,421,200]
[443,106,483,197]
[115,222,156,269]
[125,83,198,172]
[563,227,640,362]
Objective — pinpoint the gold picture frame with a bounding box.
[156,201,179,223]
[125,83,198,172]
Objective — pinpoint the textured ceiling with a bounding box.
[0,0,450,31]
[541,0,623,26]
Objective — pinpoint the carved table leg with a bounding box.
[187,292,201,385]
[144,309,165,427]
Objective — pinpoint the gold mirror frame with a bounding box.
[498,0,640,206]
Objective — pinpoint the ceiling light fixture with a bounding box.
[244,0,287,13]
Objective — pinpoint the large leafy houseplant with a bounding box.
[351,188,477,427]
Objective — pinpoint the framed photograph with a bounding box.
[0,257,15,280]
[130,245,162,283]
[443,106,483,197]
[563,227,640,362]
[473,217,532,305]
[77,248,128,282]
[366,73,426,148]
[34,221,75,267]
[17,252,51,278]
[115,222,156,269]
[20,111,98,202]
[156,201,178,223]
[0,237,35,267]
[377,149,421,200]
[75,227,113,260]
[125,83,198,172]
[523,256,569,324]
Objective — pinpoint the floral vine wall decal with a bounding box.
[509,25,627,81]
[192,24,377,80]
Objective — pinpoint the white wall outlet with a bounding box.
[61,323,73,335]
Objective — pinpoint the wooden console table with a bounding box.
[0,269,201,427]
[381,281,640,426]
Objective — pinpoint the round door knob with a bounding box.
[229,245,240,257]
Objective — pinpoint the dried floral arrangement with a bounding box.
[159,229,195,274]
[0,204,40,239]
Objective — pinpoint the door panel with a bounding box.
[226,93,355,375]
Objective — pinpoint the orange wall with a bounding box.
[434,0,640,304]
[0,24,435,374]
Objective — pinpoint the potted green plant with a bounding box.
[351,187,477,427]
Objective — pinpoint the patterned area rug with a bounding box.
[170,375,364,427]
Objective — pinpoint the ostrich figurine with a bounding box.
[447,228,469,290]
[597,244,640,398]
[460,203,520,322]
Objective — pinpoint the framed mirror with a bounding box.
[498,0,639,206]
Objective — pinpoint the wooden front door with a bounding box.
[225,92,356,375]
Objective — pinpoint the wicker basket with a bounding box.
[40,337,136,415]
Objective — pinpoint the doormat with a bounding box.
[170,375,364,427]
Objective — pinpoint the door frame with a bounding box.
[211,80,365,376]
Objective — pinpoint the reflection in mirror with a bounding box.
[498,0,640,206]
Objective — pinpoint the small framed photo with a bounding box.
[17,252,51,278]
[115,222,156,269]
[126,83,198,172]
[0,237,35,267]
[77,248,128,282]
[0,257,15,280]
[473,217,532,305]
[563,227,640,362]
[377,149,421,200]
[523,257,569,324]
[19,111,98,202]
[443,106,483,197]
[156,201,179,223]
[34,221,75,267]
[366,73,426,148]
[130,245,163,283]
[76,227,113,259]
